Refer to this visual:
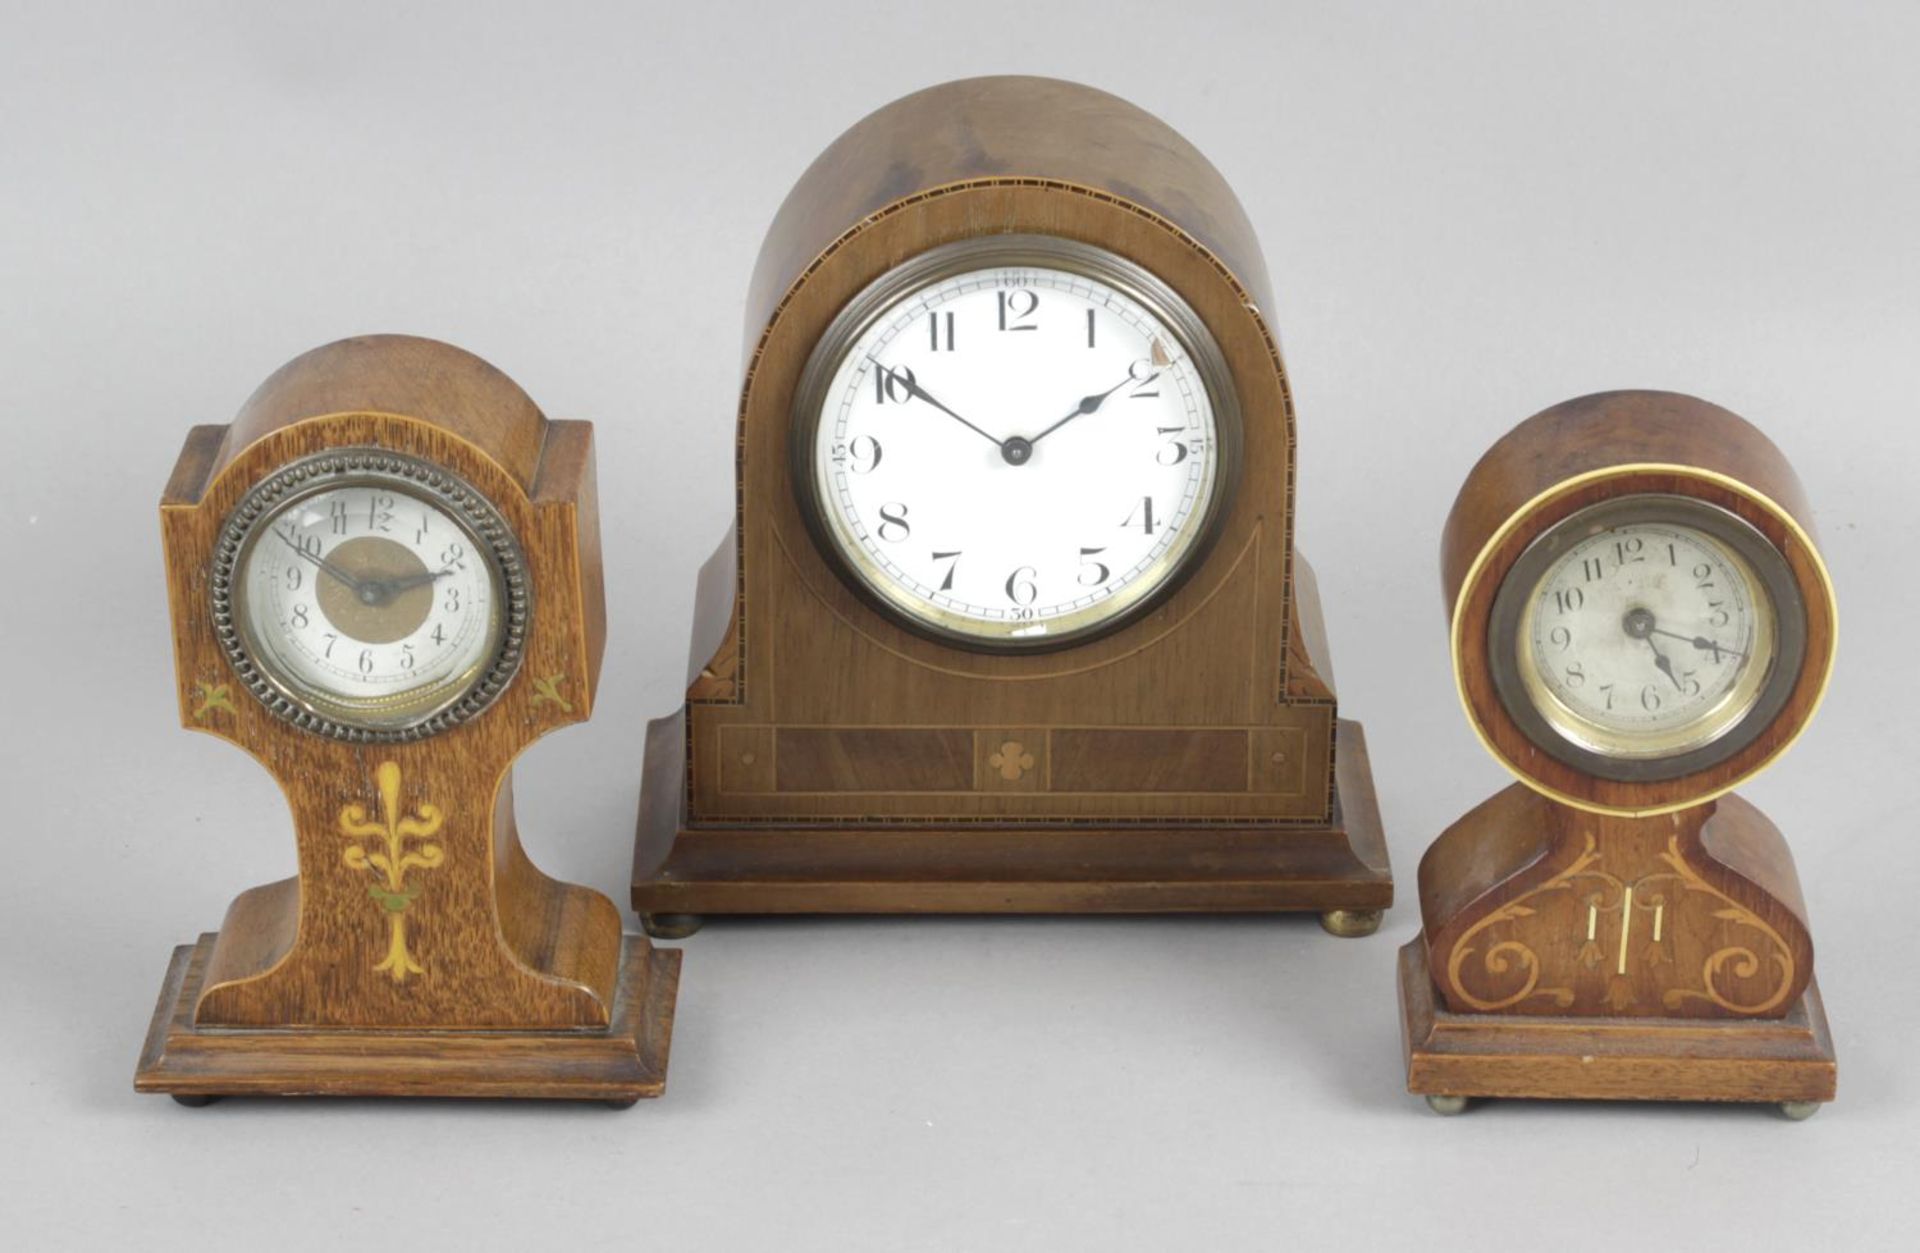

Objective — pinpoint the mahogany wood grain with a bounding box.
[1399,942,1835,1105]
[1405,391,1838,1108]
[634,76,1388,918]
[137,335,676,1103]
[140,935,679,1102]
[1418,785,1812,1019]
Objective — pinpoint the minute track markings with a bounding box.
[808,243,1228,645]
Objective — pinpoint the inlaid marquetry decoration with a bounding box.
[530,672,574,714]
[190,681,236,721]
[137,335,680,1106]
[633,76,1391,937]
[1401,391,1839,1116]
[1436,828,1797,1018]
[989,741,1036,783]
[337,761,445,983]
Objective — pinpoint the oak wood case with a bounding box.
[136,335,678,1103]
[633,76,1390,923]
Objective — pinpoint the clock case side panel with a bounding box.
[155,348,639,1033]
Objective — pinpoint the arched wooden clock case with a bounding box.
[135,336,679,1104]
[1399,391,1838,1115]
[632,76,1391,932]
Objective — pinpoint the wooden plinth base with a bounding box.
[135,935,680,1104]
[632,719,1392,919]
[1398,940,1835,1108]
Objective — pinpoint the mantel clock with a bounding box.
[633,76,1390,933]
[136,335,679,1105]
[1400,390,1838,1116]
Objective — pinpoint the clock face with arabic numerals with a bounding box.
[795,236,1240,650]
[218,452,527,738]
[1490,494,1805,782]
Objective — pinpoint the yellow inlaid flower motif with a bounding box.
[337,761,445,983]
[190,682,237,721]
[530,672,574,713]
[989,740,1035,782]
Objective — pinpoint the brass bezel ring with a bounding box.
[1451,464,1837,817]
[211,448,530,743]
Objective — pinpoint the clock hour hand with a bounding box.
[1649,626,1745,662]
[1622,607,1685,691]
[1646,638,1686,692]
[376,568,454,594]
[868,358,1004,449]
[1025,373,1140,448]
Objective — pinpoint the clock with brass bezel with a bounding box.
[790,234,1242,651]
[633,76,1391,935]
[137,335,679,1106]
[1401,390,1839,1117]
[1488,493,1804,784]
[217,450,526,740]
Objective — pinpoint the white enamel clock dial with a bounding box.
[802,239,1234,647]
[233,476,508,731]
[1517,516,1776,760]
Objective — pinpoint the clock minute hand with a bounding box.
[1026,372,1140,447]
[1649,627,1746,661]
[870,359,1003,449]
[273,527,363,594]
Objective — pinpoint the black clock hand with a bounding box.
[1622,607,1685,691]
[1649,627,1745,662]
[868,358,1004,449]
[349,567,455,608]
[375,568,454,594]
[1645,637,1686,692]
[273,527,364,594]
[1025,372,1141,447]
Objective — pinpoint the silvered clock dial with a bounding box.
[216,450,527,738]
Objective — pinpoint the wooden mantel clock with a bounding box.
[633,76,1391,934]
[135,335,680,1105]
[1400,390,1838,1116]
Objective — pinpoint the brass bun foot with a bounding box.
[1425,1094,1470,1116]
[1319,908,1383,938]
[1779,1101,1823,1121]
[640,913,705,941]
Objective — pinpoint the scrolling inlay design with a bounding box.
[1442,831,1797,1016]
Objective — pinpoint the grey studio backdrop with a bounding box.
[2,2,1915,1249]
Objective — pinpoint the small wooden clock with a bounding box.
[1400,390,1838,1116]
[633,76,1391,934]
[135,335,680,1105]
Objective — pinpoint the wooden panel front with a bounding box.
[690,706,1332,821]
[1051,730,1247,793]
[775,729,973,793]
